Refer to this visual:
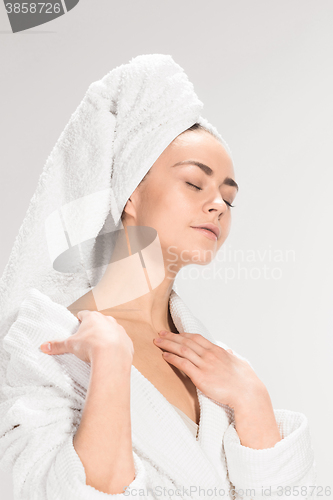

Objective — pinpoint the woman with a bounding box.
[0,54,316,499]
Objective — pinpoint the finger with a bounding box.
[156,332,205,357]
[39,338,71,355]
[158,330,212,352]
[76,309,93,322]
[226,348,234,354]
[170,331,212,349]
[154,337,203,367]
[162,352,199,380]
[77,309,117,323]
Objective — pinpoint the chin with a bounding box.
[164,240,214,267]
[191,250,217,266]
[182,245,218,266]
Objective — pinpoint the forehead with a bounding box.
[166,129,234,174]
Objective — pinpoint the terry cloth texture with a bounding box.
[0,288,317,500]
[0,53,232,394]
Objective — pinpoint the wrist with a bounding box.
[231,385,282,449]
[91,348,133,375]
[232,382,269,414]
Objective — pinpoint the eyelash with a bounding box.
[186,182,235,208]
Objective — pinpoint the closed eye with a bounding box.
[185,182,235,208]
[186,182,202,191]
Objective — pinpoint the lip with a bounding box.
[190,223,220,240]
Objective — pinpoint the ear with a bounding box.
[122,196,136,219]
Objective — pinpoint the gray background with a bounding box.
[1,0,332,496]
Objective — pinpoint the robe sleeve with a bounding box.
[0,306,150,499]
[223,410,317,500]
[214,340,318,500]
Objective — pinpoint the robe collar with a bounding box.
[128,288,230,490]
[19,288,231,492]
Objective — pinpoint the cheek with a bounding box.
[158,207,185,243]
[137,181,208,247]
[157,198,191,246]
[137,186,183,232]
[218,213,232,247]
[155,183,188,217]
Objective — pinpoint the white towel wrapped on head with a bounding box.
[0,53,230,394]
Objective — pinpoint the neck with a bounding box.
[90,223,180,333]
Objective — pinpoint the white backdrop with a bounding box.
[1,1,332,497]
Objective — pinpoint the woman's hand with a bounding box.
[153,331,266,410]
[39,310,134,366]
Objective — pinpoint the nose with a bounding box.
[205,193,227,218]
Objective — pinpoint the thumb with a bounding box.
[39,339,69,355]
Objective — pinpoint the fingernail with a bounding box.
[40,342,51,352]
[159,331,168,335]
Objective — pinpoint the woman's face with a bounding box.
[122,129,238,270]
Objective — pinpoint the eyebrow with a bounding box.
[171,160,239,191]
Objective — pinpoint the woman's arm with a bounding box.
[233,384,282,449]
[37,308,139,495]
[226,388,318,500]
[212,342,318,500]
[73,350,135,494]
[152,334,318,500]
[224,408,318,500]
[0,298,152,499]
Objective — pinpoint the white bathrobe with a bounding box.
[0,288,316,500]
